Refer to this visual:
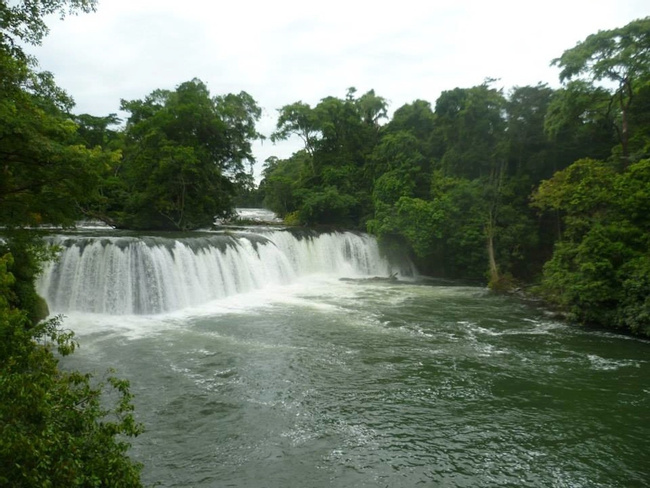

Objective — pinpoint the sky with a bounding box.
[25,0,649,180]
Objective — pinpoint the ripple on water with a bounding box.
[59,281,650,488]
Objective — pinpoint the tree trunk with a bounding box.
[618,79,633,167]
[486,217,499,287]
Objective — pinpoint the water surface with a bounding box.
[59,278,649,487]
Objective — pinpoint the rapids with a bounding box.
[39,227,649,487]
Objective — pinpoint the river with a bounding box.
[38,225,649,487]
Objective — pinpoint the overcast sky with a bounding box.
[25,0,648,179]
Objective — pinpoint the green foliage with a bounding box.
[295,187,358,226]
[0,252,144,487]
[434,82,507,179]
[617,256,650,336]
[543,81,618,164]
[552,16,650,161]
[368,131,427,195]
[531,158,618,238]
[627,81,650,159]
[533,158,650,335]
[1,6,146,484]
[390,197,443,258]
[539,224,636,325]
[73,113,123,149]
[106,79,262,230]
[263,88,388,227]
[271,101,320,158]
[482,176,540,281]
[261,153,309,217]
[0,47,106,228]
[506,83,556,180]
[0,0,98,47]
[0,233,56,324]
[283,211,302,226]
[384,100,436,150]
[430,176,490,279]
[369,175,488,278]
[372,170,416,205]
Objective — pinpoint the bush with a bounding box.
[0,253,144,487]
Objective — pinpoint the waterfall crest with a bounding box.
[37,230,413,315]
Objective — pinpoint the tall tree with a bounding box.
[433,83,507,179]
[543,81,618,169]
[260,153,308,217]
[271,101,320,159]
[384,99,437,159]
[264,88,389,227]
[0,6,106,229]
[113,79,262,230]
[506,84,555,179]
[552,16,650,163]
[432,83,516,285]
[73,112,122,149]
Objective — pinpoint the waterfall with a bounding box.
[37,230,414,315]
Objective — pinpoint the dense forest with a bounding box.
[259,18,650,337]
[0,1,649,484]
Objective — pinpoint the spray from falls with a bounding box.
[37,230,414,315]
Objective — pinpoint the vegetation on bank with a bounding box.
[0,2,648,483]
[0,253,144,486]
[1,1,144,486]
[259,18,650,337]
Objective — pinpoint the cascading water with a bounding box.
[30,224,650,488]
[37,230,414,315]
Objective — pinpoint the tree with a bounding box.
[1,0,97,48]
[543,81,618,170]
[0,254,144,487]
[263,88,389,227]
[431,83,517,286]
[271,101,320,159]
[552,17,650,163]
[0,6,110,229]
[369,131,425,177]
[506,84,555,179]
[260,153,308,217]
[295,186,358,226]
[111,79,262,230]
[0,84,105,227]
[356,89,388,127]
[73,112,122,149]
[384,99,437,159]
[531,158,650,336]
[1,4,146,484]
[433,83,507,179]
[213,90,264,177]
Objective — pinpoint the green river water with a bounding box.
[59,277,649,487]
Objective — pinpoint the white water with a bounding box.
[37,230,413,315]
[32,226,650,488]
[235,208,282,222]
